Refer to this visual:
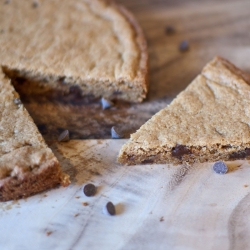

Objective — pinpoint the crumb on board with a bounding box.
[75,196,80,199]
[46,231,52,236]
[82,202,89,206]
[160,216,164,222]
[74,213,79,217]
[244,184,248,188]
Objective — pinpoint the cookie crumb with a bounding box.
[244,184,248,188]
[46,231,52,236]
[74,213,79,217]
[82,202,89,206]
[160,216,164,222]
[75,196,80,199]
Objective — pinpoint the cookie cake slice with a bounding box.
[118,57,250,165]
[0,71,70,201]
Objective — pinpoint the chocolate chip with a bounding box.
[13,98,21,105]
[32,2,38,8]
[213,161,228,174]
[111,126,123,139]
[165,25,175,35]
[83,183,96,197]
[179,40,189,52]
[229,148,250,159]
[141,159,154,164]
[172,145,191,158]
[58,77,66,85]
[69,85,82,95]
[103,201,116,216]
[58,130,69,142]
[101,97,114,110]
[112,90,123,96]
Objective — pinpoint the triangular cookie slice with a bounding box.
[118,57,250,165]
[0,72,69,201]
[0,0,148,102]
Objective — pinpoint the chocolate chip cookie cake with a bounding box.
[0,0,148,200]
[0,0,148,102]
[118,57,250,165]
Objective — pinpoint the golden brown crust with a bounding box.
[115,3,149,100]
[0,160,62,202]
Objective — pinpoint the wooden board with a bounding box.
[14,0,250,140]
[0,140,250,249]
[2,1,250,249]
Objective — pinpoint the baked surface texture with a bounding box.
[0,0,148,102]
[0,71,69,201]
[118,56,250,165]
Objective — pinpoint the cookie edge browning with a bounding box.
[115,2,149,102]
[0,158,70,202]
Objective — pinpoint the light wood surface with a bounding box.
[2,1,250,249]
[0,140,249,250]
[15,0,250,140]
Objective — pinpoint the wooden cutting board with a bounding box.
[0,140,250,250]
[2,1,250,249]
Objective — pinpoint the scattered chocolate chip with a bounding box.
[213,161,228,174]
[179,40,189,52]
[172,145,191,158]
[32,2,38,8]
[229,148,250,159]
[103,201,116,216]
[83,183,96,197]
[111,126,123,139]
[13,98,21,105]
[165,25,175,35]
[101,97,114,110]
[58,130,69,142]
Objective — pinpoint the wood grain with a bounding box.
[13,0,250,139]
[0,140,249,249]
